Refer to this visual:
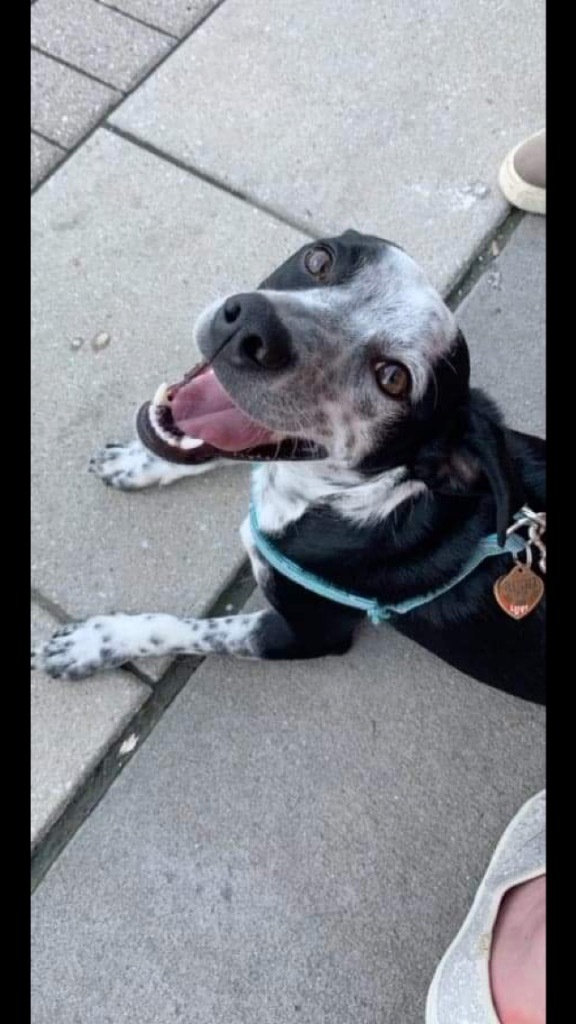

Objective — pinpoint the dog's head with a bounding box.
[140,230,521,540]
[146,230,468,461]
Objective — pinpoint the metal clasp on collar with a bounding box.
[507,506,546,574]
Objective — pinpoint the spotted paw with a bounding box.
[88,439,165,490]
[89,438,220,490]
[31,617,127,680]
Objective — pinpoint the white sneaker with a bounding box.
[498,130,546,214]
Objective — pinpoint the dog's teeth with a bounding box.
[152,382,170,407]
[149,406,162,431]
[149,405,176,446]
[148,403,202,449]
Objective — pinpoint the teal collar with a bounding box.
[249,472,525,625]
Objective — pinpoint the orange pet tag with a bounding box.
[493,564,544,620]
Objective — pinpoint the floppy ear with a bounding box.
[413,391,525,545]
[462,405,522,545]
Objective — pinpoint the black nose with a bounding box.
[208,293,292,371]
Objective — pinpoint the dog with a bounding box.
[32,230,546,705]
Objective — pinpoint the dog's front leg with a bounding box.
[32,608,355,681]
[89,438,229,491]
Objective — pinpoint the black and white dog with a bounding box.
[32,230,546,704]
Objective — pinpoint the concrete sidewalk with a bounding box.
[31,1,545,1020]
[31,0,221,186]
[31,215,546,1024]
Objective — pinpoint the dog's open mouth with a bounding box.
[136,363,326,464]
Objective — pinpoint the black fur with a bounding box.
[252,385,545,705]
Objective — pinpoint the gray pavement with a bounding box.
[111,0,544,293]
[31,606,544,1024]
[31,1,545,1019]
[99,0,219,37]
[31,49,120,149]
[32,0,173,90]
[31,605,150,847]
[31,131,65,186]
[31,0,221,187]
[462,216,545,438]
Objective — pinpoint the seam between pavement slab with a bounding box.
[31,43,126,93]
[31,590,156,687]
[31,128,67,153]
[31,209,525,893]
[31,586,76,624]
[31,558,257,891]
[105,121,322,238]
[106,124,522,296]
[94,0,179,39]
[31,0,228,194]
[445,207,524,310]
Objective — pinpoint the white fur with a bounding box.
[89,439,227,490]
[251,461,424,533]
[240,515,271,589]
[32,611,268,679]
[253,462,362,534]
[333,474,427,525]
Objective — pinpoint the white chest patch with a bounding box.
[240,515,271,589]
[250,463,426,535]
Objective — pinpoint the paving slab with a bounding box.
[31,604,150,849]
[31,49,120,149]
[111,0,545,293]
[31,0,172,91]
[31,220,545,1021]
[31,129,305,648]
[31,132,64,187]
[459,215,545,436]
[99,0,220,37]
[31,617,545,1024]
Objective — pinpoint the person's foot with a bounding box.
[426,790,545,1024]
[490,874,546,1024]
[498,130,546,214]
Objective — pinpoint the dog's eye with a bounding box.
[374,361,411,399]
[304,246,333,279]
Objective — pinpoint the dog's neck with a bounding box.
[253,460,426,535]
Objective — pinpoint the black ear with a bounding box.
[463,402,523,545]
[413,391,525,545]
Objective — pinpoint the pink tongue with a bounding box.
[169,367,276,452]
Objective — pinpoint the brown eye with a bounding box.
[304,246,333,279]
[374,361,411,398]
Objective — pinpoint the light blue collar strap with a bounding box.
[249,476,525,625]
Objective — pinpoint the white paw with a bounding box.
[31,617,128,680]
[89,440,167,490]
[89,439,221,490]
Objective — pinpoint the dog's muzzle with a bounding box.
[136,360,327,465]
[204,292,293,372]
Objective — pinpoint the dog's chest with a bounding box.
[239,462,420,594]
[240,515,271,590]
[239,464,350,589]
[250,463,361,535]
